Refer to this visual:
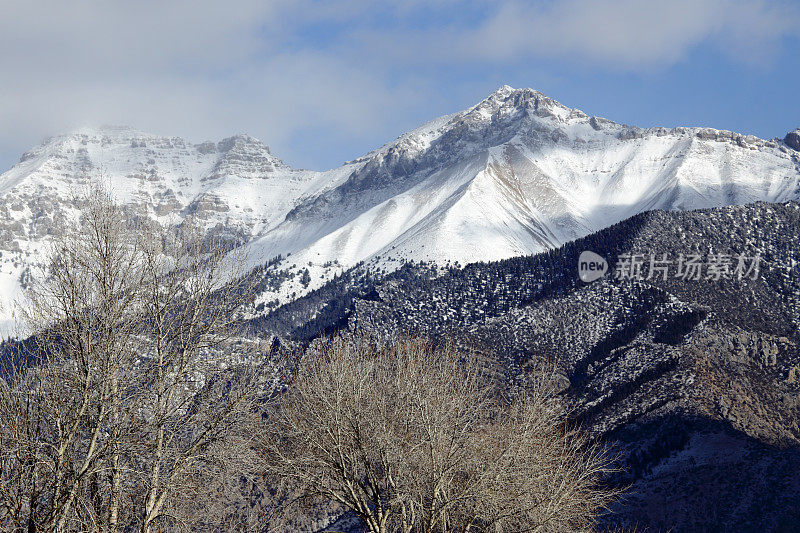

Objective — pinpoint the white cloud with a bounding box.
[472,0,799,67]
[0,0,797,173]
[351,0,799,68]
[0,0,426,170]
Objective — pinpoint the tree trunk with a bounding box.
[108,373,121,531]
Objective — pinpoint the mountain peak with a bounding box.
[785,128,800,151]
[216,133,270,152]
[63,124,150,141]
[16,128,283,169]
[469,85,573,124]
[484,85,547,103]
[490,84,517,97]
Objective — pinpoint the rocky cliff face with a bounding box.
[785,128,800,151]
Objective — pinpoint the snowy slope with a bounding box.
[1,87,799,323]
[247,86,800,304]
[0,126,358,330]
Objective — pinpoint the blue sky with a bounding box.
[1,0,798,173]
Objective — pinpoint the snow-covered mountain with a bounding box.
[0,126,356,329]
[1,86,799,326]
[246,86,800,306]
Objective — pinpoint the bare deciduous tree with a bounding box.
[131,222,265,533]
[0,189,144,532]
[0,189,267,533]
[262,336,619,533]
